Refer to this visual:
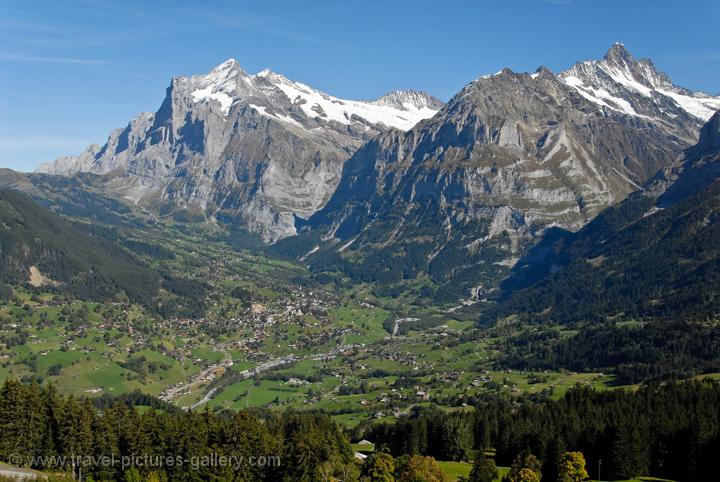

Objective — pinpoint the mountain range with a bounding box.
[36,60,442,242]
[286,44,720,300]
[16,43,720,302]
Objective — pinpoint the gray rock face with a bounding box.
[492,111,720,322]
[36,59,441,242]
[694,109,720,153]
[301,45,717,300]
[370,90,445,111]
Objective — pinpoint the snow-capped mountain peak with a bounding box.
[254,68,276,78]
[180,60,443,131]
[252,70,441,131]
[187,58,245,114]
[560,44,720,122]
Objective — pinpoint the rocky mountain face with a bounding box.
[291,44,720,302]
[489,110,720,324]
[37,59,442,242]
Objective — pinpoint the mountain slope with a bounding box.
[490,109,720,324]
[0,189,160,302]
[288,44,716,301]
[0,189,207,315]
[0,168,143,225]
[36,60,442,242]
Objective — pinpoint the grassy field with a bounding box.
[0,288,204,398]
[0,276,634,429]
[597,478,675,482]
[328,303,391,343]
[437,460,472,480]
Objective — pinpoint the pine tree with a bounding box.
[611,423,648,479]
[40,383,62,459]
[0,380,29,461]
[57,396,95,475]
[93,406,120,481]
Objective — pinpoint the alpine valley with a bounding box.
[2,42,720,482]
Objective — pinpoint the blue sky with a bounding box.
[1,0,718,172]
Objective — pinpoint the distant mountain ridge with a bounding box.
[283,44,720,301]
[37,59,442,242]
[370,90,445,111]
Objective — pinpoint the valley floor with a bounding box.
[0,219,686,427]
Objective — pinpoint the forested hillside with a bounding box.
[475,114,720,384]
[488,179,720,325]
[0,189,206,316]
[497,321,720,383]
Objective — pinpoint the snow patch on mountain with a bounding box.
[256,70,440,131]
[656,88,720,121]
[563,75,644,117]
[249,104,304,128]
[189,59,240,115]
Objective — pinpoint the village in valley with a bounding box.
[0,223,615,430]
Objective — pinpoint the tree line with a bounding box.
[496,321,720,384]
[362,380,720,481]
[2,379,719,481]
[0,380,353,481]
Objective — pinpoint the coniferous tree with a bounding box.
[611,423,648,479]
